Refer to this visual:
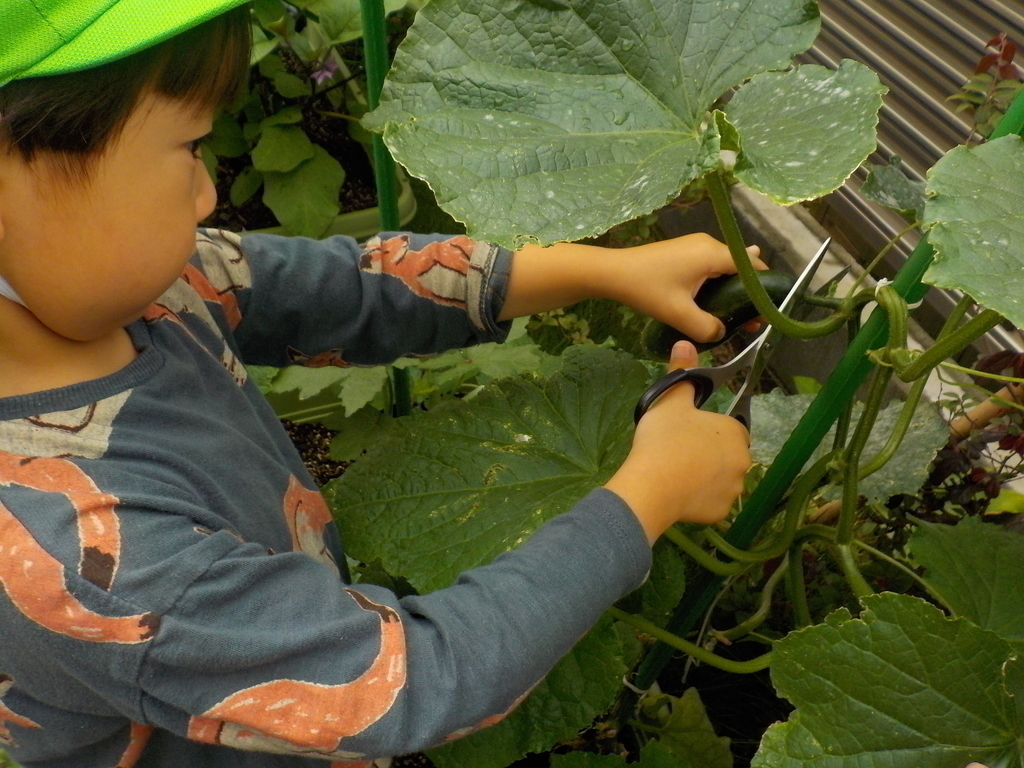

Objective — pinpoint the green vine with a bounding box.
[705,171,851,339]
[837,367,892,546]
[663,526,744,576]
[895,308,1004,382]
[704,453,836,563]
[608,607,772,674]
[786,543,812,629]
[715,554,790,641]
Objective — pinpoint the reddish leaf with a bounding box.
[976,350,1018,374]
[1013,354,1024,379]
[999,63,1020,82]
[987,33,1009,49]
[977,53,1000,74]
[1000,39,1018,63]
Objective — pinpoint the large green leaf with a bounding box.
[326,345,648,592]
[750,391,947,503]
[752,593,1022,768]
[728,60,886,204]
[909,517,1024,652]
[365,0,822,247]
[397,340,559,386]
[1007,656,1024,728]
[267,365,389,416]
[262,144,345,238]
[429,615,631,768]
[923,135,1024,328]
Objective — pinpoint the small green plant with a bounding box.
[200,0,411,237]
[948,33,1023,141]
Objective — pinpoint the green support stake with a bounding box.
[631,88,1024,691]
[359,0,411,412]
[359,0,400,231]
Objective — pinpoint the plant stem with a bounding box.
[941,361,1024,385]
[608,607,772,674]
[858,374,928,479]
[834,543,874,599]
[390,367,413,417]
[663,527,744,575]
[317,110,362,123]
[800,295,844,310]
[718,555,790,641]
[705,453,834,563]
[792,524,838,543]
[705,171,849,339]
[876,284,909,357]
[837,366,892,546]
[896,309,1003,382]
[941,294,975,333]
[848,221,922,296]
[786,543,812,628]
[850,540,956,615]
[278,403,345,423]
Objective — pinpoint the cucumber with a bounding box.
[641,269,796,357]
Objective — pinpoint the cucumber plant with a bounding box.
[321,1,1024,766]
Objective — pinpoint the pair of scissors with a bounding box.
[633,238,834,429]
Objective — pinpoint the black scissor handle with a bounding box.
[634,369,716,425]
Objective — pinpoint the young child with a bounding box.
[0,2,752,765]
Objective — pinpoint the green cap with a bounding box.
[0,0,252,89]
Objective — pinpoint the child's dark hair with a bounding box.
[0,4,252,184]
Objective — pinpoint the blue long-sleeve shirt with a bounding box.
[0,229,651,767]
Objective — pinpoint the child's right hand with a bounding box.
[604,340,751,545]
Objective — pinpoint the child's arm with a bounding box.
[499,234,757,539]
[500,235,765,343]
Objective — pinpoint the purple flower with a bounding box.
[312,59,339,86]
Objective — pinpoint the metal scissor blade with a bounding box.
[779,237,833,316]
[722,238,833,421]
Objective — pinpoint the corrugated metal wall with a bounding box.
[800,0,1024,350]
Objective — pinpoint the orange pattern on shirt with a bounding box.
[283,475,340,576]
[359,235,475,308]
[181,263,242,329]
[0,452,121,589]
[0,676,41,747]
[0,498,159,642]
[186,590,406,752]
[114,723,155,768]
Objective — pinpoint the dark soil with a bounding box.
[281,420,350,486]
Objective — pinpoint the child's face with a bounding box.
[0,91,217,342]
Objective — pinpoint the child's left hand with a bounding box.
[601,233,766,343]
[502,233,767,343]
